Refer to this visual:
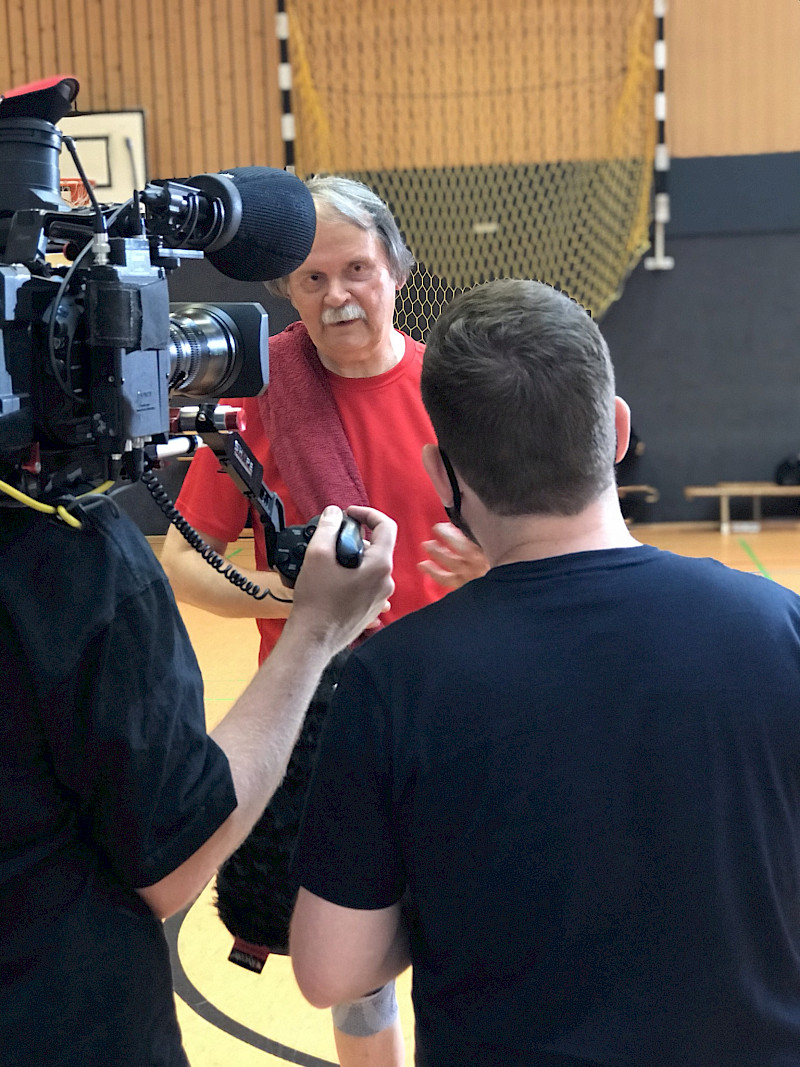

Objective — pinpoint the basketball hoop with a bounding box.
[60,177,95,207]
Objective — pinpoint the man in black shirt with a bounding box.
[291,280,800,1066]
[0,498,394,1067]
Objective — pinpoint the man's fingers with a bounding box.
[422,539,462,566]
[417,560,460,588]
[419,521,490,590]
[429,521,470,548]
[290,507,397,650]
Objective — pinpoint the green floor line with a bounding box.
[738,538,773,581]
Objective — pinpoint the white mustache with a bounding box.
[321,304,367,325]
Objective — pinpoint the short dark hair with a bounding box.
[421,279,618,516]
[266,175,415,298]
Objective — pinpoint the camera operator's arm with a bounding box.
[136,505,396,920]
[161,523,293,619]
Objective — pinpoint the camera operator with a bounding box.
[0,495,395,1067]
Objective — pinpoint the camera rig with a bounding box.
[0,75,362,589]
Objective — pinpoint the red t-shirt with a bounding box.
[175,333,447,662]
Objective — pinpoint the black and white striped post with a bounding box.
[644,0,674,270]
[275,0,296,173]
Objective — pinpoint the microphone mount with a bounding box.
[139,172,243,254]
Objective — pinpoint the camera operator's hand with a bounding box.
[288,505,396,648]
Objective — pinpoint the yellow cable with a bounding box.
[0,478,85,529]
[0,478,56,513]
[55,505,83,529]
[85,481,115,496]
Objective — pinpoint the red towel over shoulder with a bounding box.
[256,321,368,517]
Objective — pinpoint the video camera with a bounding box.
[0,75,363,588]
[0,74,315,491]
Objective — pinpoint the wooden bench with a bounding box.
[684,481,800,533]
[618,484,660,503]
[617,484,659,526]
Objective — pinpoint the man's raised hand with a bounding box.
[418,521,489,589]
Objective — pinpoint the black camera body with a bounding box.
[0,75,314,499]
[0,237,272,496]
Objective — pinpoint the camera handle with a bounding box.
[143,417,363,599]
[214,430,364,588]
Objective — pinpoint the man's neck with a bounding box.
[320,329,405,379]
[476,489,641,568]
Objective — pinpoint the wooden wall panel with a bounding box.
[0,0,284,188]
[5,0,28,89]
[668,0,800,158]
[242,0,270,166]
[287,0,652,172]
[1,1,799,187]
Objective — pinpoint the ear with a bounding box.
[614,396,632,464]
[421,444,454,506]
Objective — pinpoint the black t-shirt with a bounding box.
[295,546,800,1066]
[0,501,237,1067]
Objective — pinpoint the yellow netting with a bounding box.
[286,0,654,332]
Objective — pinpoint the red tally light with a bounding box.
[21,443,41,475]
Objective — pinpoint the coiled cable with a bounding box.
[141,468,292,603]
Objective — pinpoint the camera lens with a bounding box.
[168,303,242,398]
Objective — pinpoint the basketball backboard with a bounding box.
[57,109,147,204]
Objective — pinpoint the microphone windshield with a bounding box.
[204,166,316,283]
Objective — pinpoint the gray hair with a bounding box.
[265,175,415,299]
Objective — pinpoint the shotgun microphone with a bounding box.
[141,165,317,282]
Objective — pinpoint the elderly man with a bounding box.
[161,176,486,1066]
[290,279,800,1066]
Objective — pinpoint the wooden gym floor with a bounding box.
[155,521,800,1065]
